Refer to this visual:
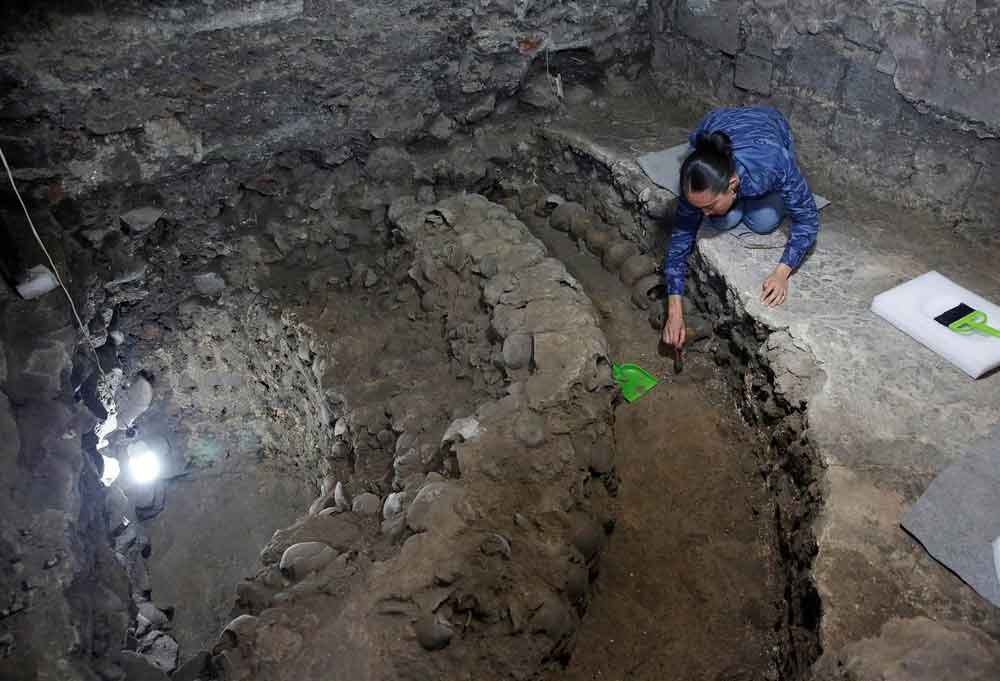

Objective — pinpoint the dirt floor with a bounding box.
[531,221,784,681]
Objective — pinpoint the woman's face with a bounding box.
[686,175,739,217]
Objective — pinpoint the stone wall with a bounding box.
[648,0,1000,242]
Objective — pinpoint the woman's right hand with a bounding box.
[662,295,686,348]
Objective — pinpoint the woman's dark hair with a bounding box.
[679,131,735,196]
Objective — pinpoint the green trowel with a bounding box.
[612,362,658,402]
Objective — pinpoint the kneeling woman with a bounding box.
[661,106,820,349]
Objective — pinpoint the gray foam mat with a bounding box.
[902,426,1000,607]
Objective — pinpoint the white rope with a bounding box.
[0,144,105,376]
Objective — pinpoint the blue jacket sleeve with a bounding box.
[777,154,819,269]
[663,195,702,295]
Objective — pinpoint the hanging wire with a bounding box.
[0,144,105,376]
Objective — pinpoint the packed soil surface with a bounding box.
[531,222,784,681]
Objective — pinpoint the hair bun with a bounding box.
[694,130,733,159]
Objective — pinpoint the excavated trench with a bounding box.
[6,0,1000,677]
[502,131,826,679]
[89,127,825,681]
[7,97,825,679]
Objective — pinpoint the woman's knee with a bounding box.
[706,201,745,231]
[742,197,783,234]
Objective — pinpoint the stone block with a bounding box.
[842,61,901,122]
[734,54,773,95]
[676,0,741,56]
[786,38,847,97]
[887,23,1000,134]
[744,17,774,59]
[6,334,72,401]
[365,146,415,183]
[120,207,163,234]
[842,15,878,49]
[519,73,561,111]
[876,50,897,76]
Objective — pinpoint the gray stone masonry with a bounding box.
[650,0,1000,235]
[734,54,773,96]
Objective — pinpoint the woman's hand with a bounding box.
[761,264,792,307]
[662,295,686,348]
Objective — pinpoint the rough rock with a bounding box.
[120,207,163,234]
[351,492,381,515]
[260,514,362,565]
[406,481,466,534]
[106,257,148,288]
[382,492,404,520]
[571,513,605,562]
[631,273,665,310]
[441,417,481,446]
[193,272,226,297]
[365,146,415,183]
[584,224,613,254]
[136,631,179,673]
[115,376,153,430]
[549,201,591,235]
[734,54,773,95]
[218,614,259,653]
[137,601,170,630]
[308,477,339,516]
[428,114,456,141]
[619,254,658,286]
[463,94,497,124]
[520,73,561,111]
[278,542,337,580]
[333,481,349,511]
[414,614,453,651]
[602,240,639,271]
[502,333,533,370]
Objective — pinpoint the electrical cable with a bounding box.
[0,144,105,376]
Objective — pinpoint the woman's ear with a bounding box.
[729,174,740,194]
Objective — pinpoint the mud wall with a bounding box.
[0,0,648,212]
[648,0,1000,243]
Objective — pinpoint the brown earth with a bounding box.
[529,213,784,681]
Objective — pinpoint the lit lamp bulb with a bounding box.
[128,448,161,484]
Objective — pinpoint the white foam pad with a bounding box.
[872,271,1000,379]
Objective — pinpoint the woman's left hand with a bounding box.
[761,265,792,306]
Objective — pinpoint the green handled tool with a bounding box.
[935,303,1000,338]
[612,363,658,402]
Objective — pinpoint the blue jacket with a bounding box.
[663,106,819,295]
